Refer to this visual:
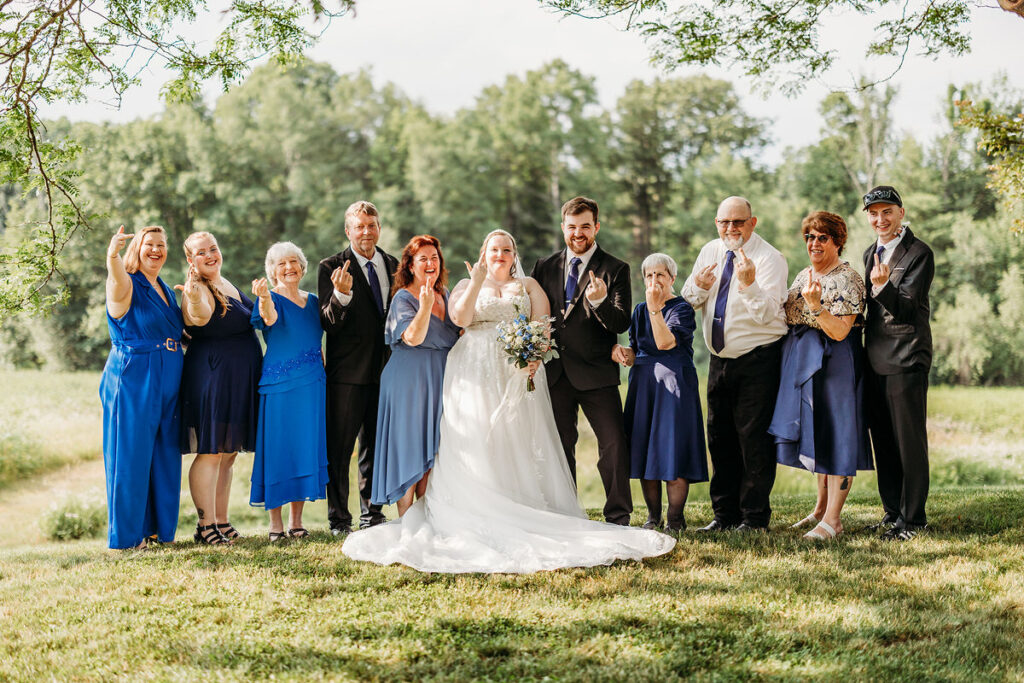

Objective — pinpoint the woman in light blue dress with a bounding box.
[100,225,184,549]
[371,235,460,516]
[249,241,329,541]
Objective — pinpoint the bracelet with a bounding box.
[810,307,824,317]
[649,308,663,316]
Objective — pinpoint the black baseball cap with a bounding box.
[862,185,903,210]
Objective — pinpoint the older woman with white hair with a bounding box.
[249,241,329,541]
[612,253,707,533]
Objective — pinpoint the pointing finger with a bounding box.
[173,284,183,292]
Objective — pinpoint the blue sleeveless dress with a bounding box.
[180,291,262,454]
[623,297,708,483]
[371,289,460,505]
[99,271,185,549]
[249,291,329,510]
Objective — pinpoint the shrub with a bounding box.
[43,496,106,541]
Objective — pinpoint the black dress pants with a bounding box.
[706,340,782,528]
[865,368,929,528]
[326,382,385,530]
[549,374,633,525]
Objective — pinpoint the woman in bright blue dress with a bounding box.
[100,225,184,549]
[769,211,870,541]
[614,253,707,533]
[371,235,460,515]
[249,241,329,541]
[178,231,262,545]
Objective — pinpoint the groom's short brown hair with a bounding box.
[561,196,599,222]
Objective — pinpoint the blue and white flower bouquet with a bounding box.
[496,310,559,392]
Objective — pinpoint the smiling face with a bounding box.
[805,229,839,271]
[187,234,222,279]
[485,233,516,278]
[273,253,304,287]
[715,198,756,250]
[866,202,905,244]
[345,211,381,260]
[411,245,440,287]
[138,231,168,277]
[562,210,600,256]
[644,263,675,291]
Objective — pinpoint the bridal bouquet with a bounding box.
[496,311,559,392]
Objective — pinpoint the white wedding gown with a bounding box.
[342,293,675,573]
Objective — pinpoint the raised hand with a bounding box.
[464,259,487,286]
[107,225,134,259]
[870,253,891,288]
[801,270,823,311]
[645,280,668,312]
[419,274,436,309]
[586,274,608,302]
[174,264,203,305]
[735,248,756,288]
[694,263,717,290]
[331,260,353,295]
[611,343,635,367]
[251,277,271,300]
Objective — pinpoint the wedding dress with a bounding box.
[342,291,675,573]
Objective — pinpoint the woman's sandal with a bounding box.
[791,514,820,529]
[287,527,310,539]
[268,531,286,542]
[194,523,228,545]
[803,521,839,540]
[216,522,240,541]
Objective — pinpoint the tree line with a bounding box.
[1,59,1021,385]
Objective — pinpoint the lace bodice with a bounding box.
[469,293,531,327]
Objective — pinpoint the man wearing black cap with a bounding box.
[861,186,934,541]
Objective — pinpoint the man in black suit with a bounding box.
[861,185,934,541]
[318,200,399,534]
[531,196,633,525]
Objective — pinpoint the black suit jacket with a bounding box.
[531,245,631,391]
[862,227,934,375]
[318,246,399,385]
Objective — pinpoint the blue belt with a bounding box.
[113,338,182,354]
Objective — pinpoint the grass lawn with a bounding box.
[1,371,1023,680]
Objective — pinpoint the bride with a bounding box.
[342,230,675,573]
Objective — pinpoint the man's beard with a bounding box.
[722,235,744,250]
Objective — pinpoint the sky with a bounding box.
[41,0,1024,164]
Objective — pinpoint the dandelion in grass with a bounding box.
[496,308,559,392]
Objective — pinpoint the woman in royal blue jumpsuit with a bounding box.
[100,225,184,549]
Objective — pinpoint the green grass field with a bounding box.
[1,371,1023,681]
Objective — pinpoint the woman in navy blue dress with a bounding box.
[371,235,460,516]
[100,225,184,549]
[613,253,707,533]
[177,231,262,545]
[769,211,870,540]
[249,241,329,541]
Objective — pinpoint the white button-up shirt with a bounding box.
[681,232,788,359]
[333,249,390,312]
[563,243,607,308]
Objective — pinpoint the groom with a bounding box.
[532,196,633,526]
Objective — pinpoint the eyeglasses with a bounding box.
[803,233,832,244]
[716,218,749,228]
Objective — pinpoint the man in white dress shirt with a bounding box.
[317,201,399,534]
[682,196,788,532]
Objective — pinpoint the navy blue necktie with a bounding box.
[875,244,886,263]
[364,260,384,316]
[565,257,582,309]
[711,251,735,354]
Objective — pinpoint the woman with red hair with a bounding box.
[370,235,460,515]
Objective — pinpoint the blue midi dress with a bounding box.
[99,271,185,549]
[769,263,872,477]
[623,297,709,483]
[249,291,329,510]
[371,289,460,505]
[180,291,262,454]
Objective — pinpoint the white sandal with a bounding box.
[803,521,838,540]
[791,514,819,529]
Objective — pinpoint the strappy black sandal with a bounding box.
[287,527,309,539]
[215,522,240,541]
[194,523,228,545]
[268,531,286,542]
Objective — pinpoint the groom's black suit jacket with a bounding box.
[317,246,399,385]
[531,245,631,392]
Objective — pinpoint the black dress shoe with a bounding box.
[330,526,352,537]
[865,515,899,533]
[666,517,686,533]
[641,517,663,530]
[697,519,735,532]
[882,524,928,541]
[734,523,768,534]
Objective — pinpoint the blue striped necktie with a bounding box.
[710,251,735,353]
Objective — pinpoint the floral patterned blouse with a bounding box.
[783,261,866,329]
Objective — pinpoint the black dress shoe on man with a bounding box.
[734,523,768,534]
[865,515,898,533]
[697,519,735,532]
[330,527,351,537]
[881,524,928,541]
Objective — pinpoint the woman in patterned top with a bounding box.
[768,211,872,540]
